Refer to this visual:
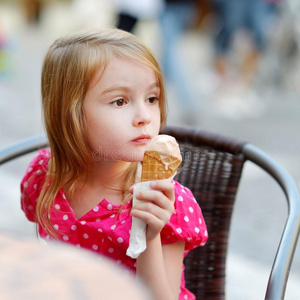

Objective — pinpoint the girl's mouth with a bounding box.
[132,135,151,145]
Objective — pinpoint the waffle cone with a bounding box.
[141,151,181,182]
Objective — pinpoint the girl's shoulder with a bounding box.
[160,180,208,250]
[22,148,50,182]
[20,149,50,222]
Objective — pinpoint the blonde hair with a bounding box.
[37,28,167,236]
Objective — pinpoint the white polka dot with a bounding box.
[98,228,103,233]
[181,188,186,193]
[108,248,114,253]
[177,196,183,202]
[55,204,60,210]
[34,184,38,190]
[110,214,116,218]
[193,198,197,203]
[36,170,42,175]
[121,220,126,224]
[96,218,101,222]
[62,194,66,199]
[184,295,188,299]
[81,220,86,225]
[63,235,69,241]
[117,237,123,243]
[28,167,33,173]
[93,206,99,212]
[199,218,202,224]
[63,215,68,220]
[187,237,192,242]
[92,245,98,251]
[189,207,194,213]
[83,233,89,239]
[28,205,34,211]
[176,228,182,234]
[108,236,113,241]
[54,224,59,230]
[184,216,189,222]
[71,225,77,230]
[107,204,113,210]
[195,227,200,233]
[111,224,116,230]
[204,230,208,237]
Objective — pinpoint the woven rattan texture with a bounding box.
[162,126,246,299]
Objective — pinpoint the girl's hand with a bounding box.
[130,180,175,241]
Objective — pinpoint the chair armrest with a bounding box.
[242,143,300,300]
[0,135,48,165]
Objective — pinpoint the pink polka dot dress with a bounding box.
[21,149,208,299]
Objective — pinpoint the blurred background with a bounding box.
[0,0,300,298]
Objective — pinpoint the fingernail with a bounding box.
[150,181,156,187]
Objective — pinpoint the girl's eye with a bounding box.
[113,99,126,107]
[147,97,159,104]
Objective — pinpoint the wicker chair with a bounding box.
[1,126,300,300]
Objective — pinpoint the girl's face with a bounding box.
[83,55,161,163]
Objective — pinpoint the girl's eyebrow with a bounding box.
[101,82,159,95]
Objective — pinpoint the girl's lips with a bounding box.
[132,135,151,145]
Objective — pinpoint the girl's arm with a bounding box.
[137,238,184,299]
[131,180,184,299]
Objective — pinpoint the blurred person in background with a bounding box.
[158,0,199,125]
[22,0,44,24]
[213,0,279,89]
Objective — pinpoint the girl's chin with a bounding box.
[121,150,145,162]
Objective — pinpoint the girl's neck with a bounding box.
[87,160,132,191]
[66,161,133,218]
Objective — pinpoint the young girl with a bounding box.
[21,28,208,300]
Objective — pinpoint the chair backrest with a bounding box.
[162,126,247,299]
[162,126,300,300]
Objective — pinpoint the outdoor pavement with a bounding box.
[1,1,300,299]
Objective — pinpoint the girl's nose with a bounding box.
[132,102,151,127]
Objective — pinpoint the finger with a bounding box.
[135,189,174,212]
[128,185,134,194]
[130,208,167,232]
[133,200,172,221]
[149,180,175,203]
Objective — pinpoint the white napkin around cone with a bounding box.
[126,175,175,259]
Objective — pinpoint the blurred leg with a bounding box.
[159,2,198,118]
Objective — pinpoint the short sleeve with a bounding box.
[161,181,208,251]
[20,149,50,222]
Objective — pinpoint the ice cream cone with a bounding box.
[141,150,181,182]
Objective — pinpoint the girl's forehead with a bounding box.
[90,55,157,87]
